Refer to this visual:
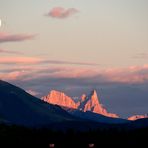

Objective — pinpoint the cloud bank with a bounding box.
[1,61,148,84]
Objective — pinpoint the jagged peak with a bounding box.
[42,89,77,109]
[89,89,99,99]
[90,89,97,96]
[81,94,87,102]
[80,89,118,118]
[87,89,100,104]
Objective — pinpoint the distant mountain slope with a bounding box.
[128,114,148,121]
[64,108,128,124]
[0,80,76,127]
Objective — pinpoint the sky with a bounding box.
[0,0,148,118]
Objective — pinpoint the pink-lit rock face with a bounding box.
[78,90,118,118]
[42,90,118,118]
[42,90,78,109]
[128,114,148,120]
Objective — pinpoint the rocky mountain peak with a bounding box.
[42,90,78,109]
[42,89,118,118]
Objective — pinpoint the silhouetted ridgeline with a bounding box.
[0,123,148,148]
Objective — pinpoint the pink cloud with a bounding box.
[1,59,148,85]
[0,57,99,66]
[0,71,26,80]
[0,57,42,64]
[0,66,98,82]
[46,7,78,19]
[103,65,148,84]
[20,65,148,84]
[47,68,99,79]
[0,32,36,43]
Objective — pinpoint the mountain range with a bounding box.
[42,90,129,124]
[42,89,148,121]
[0,80,123,130]
[0,79,148,129]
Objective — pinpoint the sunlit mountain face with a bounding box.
[42,89,118,118]
[128,114,148,121]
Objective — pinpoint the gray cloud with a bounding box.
[0,56,99,66]
[42,60,99,66]
[0,48,22,54]
[133,52,148,59]
[0,32,36,43]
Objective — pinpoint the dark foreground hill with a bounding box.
[0,80,77,126]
